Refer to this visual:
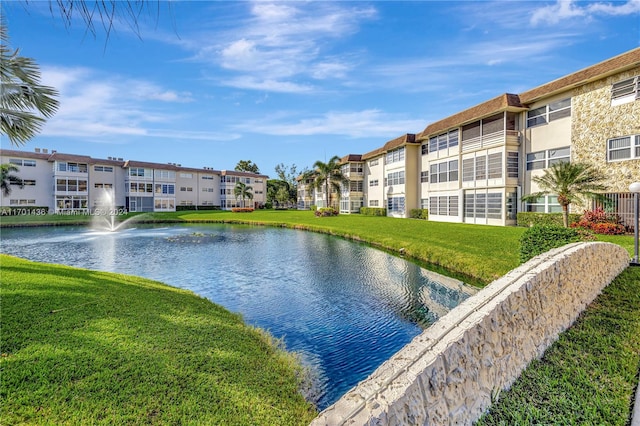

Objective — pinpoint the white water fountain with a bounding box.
[91,189,137,232]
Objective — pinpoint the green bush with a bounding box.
[517,212,581,227]
[310,204,317,211]
[409,208,428,220]
[360,207,387,216]
[314,207,338,217]
[264,202,273,209]
[519,225,585,263]
[175,205,221,211]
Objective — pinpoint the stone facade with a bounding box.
[572,67,640,194]
[311,242,629,425]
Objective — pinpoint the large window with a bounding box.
[507,152,519,178]
[430,160,458,184]
[9,159,36,167]
[526,146,570,170]
[487,153,502,179]
[526,195,561,213]
[428,130,459,153]
[387,196,405,214]
[526,98,571,127]
[57,162,88,173]
[155,184,175,195]
[429,196,459,216]
[349,181,363,192]
[386,171,405,186]
[464,191,503,219]
[386,147,405,164]
[607,135,640,161]
[129,182,153,193]
[56,178,87,192]
[155,170,176,180]
[612,75,639,105]
[129,167,152,178]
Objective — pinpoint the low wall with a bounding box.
[311,242,629,425]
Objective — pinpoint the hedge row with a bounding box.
[409,208,429,220]
[360,207,387,216]
[516,212,581,227]
[175,205,221,211]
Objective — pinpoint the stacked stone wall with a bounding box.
[311,242,629,425]
[572,67,640,193]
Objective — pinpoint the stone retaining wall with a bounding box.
[311,242,629,425]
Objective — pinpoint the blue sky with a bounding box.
[3,1,639,177]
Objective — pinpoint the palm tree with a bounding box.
[308,156,349,209]
[522,161,608,227]
[234,181,253,208]
[1,163,24,196]
[1,21,60,146]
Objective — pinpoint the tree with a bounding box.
[274,163,305,205]
[275,186,290,207]
[522,161,608,227]
[1,21,60,146]
[234,160,260,174]
[308,156,349,209]
[233,181,253,208]
[0,163,24,196]
[267,179,289,207]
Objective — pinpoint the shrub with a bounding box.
[517,212,581,227]
[175,205,220,211]
[519,225,585,263]
[231,208,254,213]
[570,208,626,235]
[264,202,273,209]
[310,205,317,212]
[360,207,387,216]
[314,207,338,217]
[409,208,429,220]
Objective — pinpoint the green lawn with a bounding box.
[0,255,317,425]
[1,209,638,425]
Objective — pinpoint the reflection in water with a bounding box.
[0,224,477,409]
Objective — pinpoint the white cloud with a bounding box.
[235,109,424,138]
[39,66,199,140]
[195,1,376,92]
[531,0,640,26]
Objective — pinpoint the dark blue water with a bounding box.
[0,224,476,409]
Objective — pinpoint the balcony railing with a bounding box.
[461,130,519,152]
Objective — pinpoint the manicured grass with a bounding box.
[476,266,640,425]
[0,255,317,425]
[2,210,638,424]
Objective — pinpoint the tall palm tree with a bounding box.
[308,156,349,209]
[233,181,253,208]
[522,161,608,227]
[1,21,60,146]
[1,163,24,196]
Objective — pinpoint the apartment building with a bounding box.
[0,149,267,213]
[339,154,365,214]
[301,48,639,226]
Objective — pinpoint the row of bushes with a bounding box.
[516,212,581,227]
[231,208,254,213]
[315,207,339,217]
[519,225,591,263]
[359,207,387,216]
[175,205,221,211]
[409,209,429,220]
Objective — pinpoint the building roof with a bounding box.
[519,47,640,104]
[362,133,417,160]
[0,148,52,161]
[417,94,525,141]
[339,154,363,164]
[220,170,269,178]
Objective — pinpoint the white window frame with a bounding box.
[607,135,640,162]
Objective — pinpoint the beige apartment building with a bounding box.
[301,47,639,227]
[0,149,267,213]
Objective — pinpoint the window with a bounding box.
[19,179,36,186]
[527,146,570,170]
[94,166,113,172]
[180,173,193,179]
[369,200,379,207]
[369,158,379,167]
[386,171,405,186]
[155,184,175,195]
[420,171,429,183]
[487,153,502,179]
[202,175,214,180]
[387,196,405,214]
[487,193,502,219]
[464,191,502,219]
[202,188,214,192]
[429,196,459,216]
[547,147,571,166]
[526,195,561,213]
[462,158,474,182]
[349,181,363,192]
[129,167,151,178]
[527,98,571,127]
[155,170,176,180]
[430,160,458,184]
[475,156,486,180]
[56,178,87,192]
[612,76,639,104]
[386,147,405,164]
[57,162,87,173]
[369,179,379,187]
[428,130,459,153]
[10,199,36,205]
[9,159,36,167]
[507,152,519,178]
[608,135,640,161]
[180,187,193,192]
[421,144,429,155]
[94,183,113,189]
[526,151,546,170]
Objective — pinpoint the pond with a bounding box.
[0,223,476,409]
